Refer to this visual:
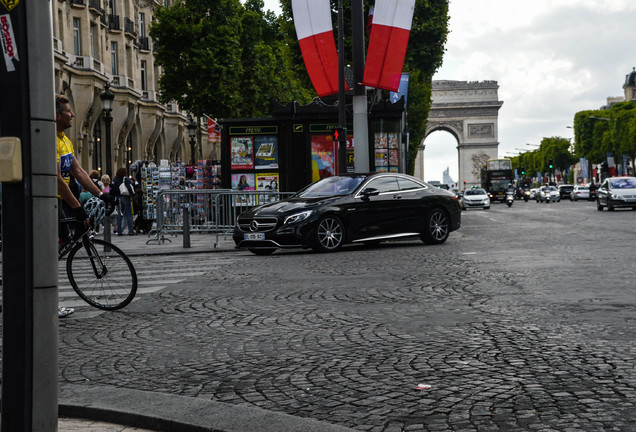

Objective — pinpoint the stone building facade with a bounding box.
[52,0,215,177]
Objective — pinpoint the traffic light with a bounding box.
[548,159,553,170]
[520,167,525,175]
[332,128,343,142]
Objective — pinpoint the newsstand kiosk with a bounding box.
[219,97,406,194]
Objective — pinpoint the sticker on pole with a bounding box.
[0,0,18,12]
[1,14,19,72]
[414,383,431,390]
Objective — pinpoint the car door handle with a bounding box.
[393,194,402,199]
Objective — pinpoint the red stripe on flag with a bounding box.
[299,31,341,97]
[362,24,410,91]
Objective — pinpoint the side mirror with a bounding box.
[360,188,380,200]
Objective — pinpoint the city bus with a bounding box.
[481,158,514,203]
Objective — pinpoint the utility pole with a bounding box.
[351,0,369,173]
[0,2,58,431]
[337,0,347,174]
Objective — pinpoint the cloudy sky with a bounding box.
[262,0,636,183]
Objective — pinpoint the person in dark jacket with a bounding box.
[112,167,135,235]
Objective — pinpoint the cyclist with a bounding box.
[56,94,114,317]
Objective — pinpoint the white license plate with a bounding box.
[244,233,265,241]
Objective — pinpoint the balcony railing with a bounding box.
[99,10,107,26]
[108,14,121,31]
[124,17,137,38]
[139,37,150,51]
[88,0,101,13]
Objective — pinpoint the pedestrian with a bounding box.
[56,93,115,317]
[101,174,116,233]
[112,167,135,235]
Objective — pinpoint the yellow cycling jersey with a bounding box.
[57,132,74,198]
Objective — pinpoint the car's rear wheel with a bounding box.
[312,215,345,252]
[249,248,276,255]
[421,208,450,245]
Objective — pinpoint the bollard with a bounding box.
[103,215,112,252]
[183,206,191,248]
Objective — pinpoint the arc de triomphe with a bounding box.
[414,80,503,188]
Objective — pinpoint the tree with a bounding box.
[149,0,311,119]
[149,0,245,119]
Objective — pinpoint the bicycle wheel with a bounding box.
[66,238,137,310]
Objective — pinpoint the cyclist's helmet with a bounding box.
[84,197,106,226]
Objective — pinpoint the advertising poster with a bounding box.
[256,172,280,204]
[256,173,280,192]
[231,173,256,206]
[231,137,254,169]
[374,133,388,149]
[387,132,399,148]
[375,149,388,167]
[389,149,399,166]
[311,135,338,182]
[254,136,279,169]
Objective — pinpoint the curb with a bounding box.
[59,384,358,432]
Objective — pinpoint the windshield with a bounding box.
[465,189,486,196]
[610,178,636,189]
[298,176,366,198]
[490,180,509,192]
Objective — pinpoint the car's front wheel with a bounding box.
[597,199,604,211]
[421,208,450,245]
[607,199,615,211]
[312,215,345,252]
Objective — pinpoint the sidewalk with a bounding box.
[93,229,237,256]
[58,231,357,432]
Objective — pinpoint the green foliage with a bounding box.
[149,0,311,119]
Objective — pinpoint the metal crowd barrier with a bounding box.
[148,189,295,247]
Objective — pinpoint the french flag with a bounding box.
[363,0,415,92]
[292,0,346,97]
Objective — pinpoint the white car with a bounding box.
[460,188,490,210]
[596,176,636,211]
[536,186,560,202]
[570,184,590,201]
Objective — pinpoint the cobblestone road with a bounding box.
[58,200,636,431]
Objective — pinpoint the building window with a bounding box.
[90,23,97,59]
[108,0,116,15]
[126,45,133,77]
[73,17,81,55]
[140,60,147,91]
[138,12,146,38]
[111,41,118,75]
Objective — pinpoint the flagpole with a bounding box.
[337,0,347,175]
[352,0,369,173]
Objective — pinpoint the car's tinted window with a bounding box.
[397,177,424,191]
[364,176,400,193]
[299,176,366,197]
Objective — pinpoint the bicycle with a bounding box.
[58,198,137,311]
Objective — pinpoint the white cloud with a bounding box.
[424,0,636,182]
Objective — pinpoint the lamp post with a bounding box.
[100,83,114,176]
[187,115,197,165]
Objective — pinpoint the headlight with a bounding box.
[283,210,313,225]
[611,193,621,200]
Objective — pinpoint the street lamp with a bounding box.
[187,115,197,165]
[100,83,114,175]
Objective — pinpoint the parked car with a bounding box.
[558,184,574,200]
[233,173,462,254]
[460,188,490,210]
[596,176,636,211]
[570,184,589,201]
[536,186,560,202]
